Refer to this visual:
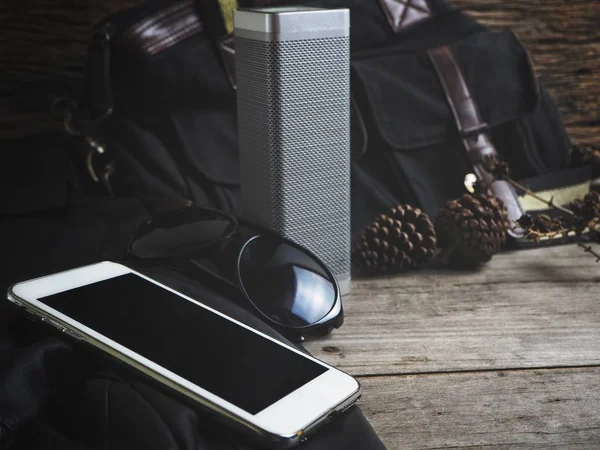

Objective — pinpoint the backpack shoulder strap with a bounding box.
[427,45,525,236]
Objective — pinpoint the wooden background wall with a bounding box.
[449,0,600,147]
[1,0,599,146]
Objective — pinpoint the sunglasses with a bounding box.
[127,207,343,341]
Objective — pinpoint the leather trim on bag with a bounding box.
[120,0,203,56]
[377,0,433,33]
[427,45,525,236]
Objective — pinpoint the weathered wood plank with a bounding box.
[358,367,600,449]
[304,245,600,376]
[447,0,600,148]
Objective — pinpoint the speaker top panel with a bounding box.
[234,7,349,42]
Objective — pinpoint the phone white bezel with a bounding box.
[9,261,360,442]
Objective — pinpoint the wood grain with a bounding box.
[304,245,600,376]
[358,366,600,449]
[447,0,600,148]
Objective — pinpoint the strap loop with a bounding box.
[462,122,489,139]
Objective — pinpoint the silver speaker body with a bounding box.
[234,7,351,295]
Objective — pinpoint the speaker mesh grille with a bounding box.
[237,36,351,277]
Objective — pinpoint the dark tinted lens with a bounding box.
[130,208,236,259]
[238,237,337,328]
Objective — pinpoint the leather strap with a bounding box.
[428,45,524,236]
[117,0,237,58]
[119,0,203,56]
[115,0,238,88]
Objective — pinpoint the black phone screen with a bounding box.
[38,273,327,414]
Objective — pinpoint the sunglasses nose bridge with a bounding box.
[129,207,240,260]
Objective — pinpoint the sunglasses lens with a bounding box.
[238,237,337,328]
[130,208,236,259]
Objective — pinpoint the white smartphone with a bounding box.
[7,262,360,448]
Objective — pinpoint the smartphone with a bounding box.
[7,262,360,448]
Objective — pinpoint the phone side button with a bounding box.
[40,317,60,328]
[24,310,39,322]
[62,328,84,341]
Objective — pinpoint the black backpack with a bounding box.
[70,0,588,245]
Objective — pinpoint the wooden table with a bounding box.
[305,245,600,449]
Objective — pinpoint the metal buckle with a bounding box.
[84,139,116,196]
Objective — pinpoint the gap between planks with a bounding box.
[353,363,600,380]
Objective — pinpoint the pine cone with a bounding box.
[436,193,509,267]
[353,205,436,273]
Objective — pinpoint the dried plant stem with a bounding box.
[505,178,575,216]
[522,227,571,241]
[577,241,600,262]
[486,154,600,264]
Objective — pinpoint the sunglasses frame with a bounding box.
[234,233,343,335]
[127,207,344,341]
[129,206,239,259]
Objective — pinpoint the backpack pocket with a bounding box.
[350,29,571,230]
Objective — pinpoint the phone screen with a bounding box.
[38,273,327,414]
